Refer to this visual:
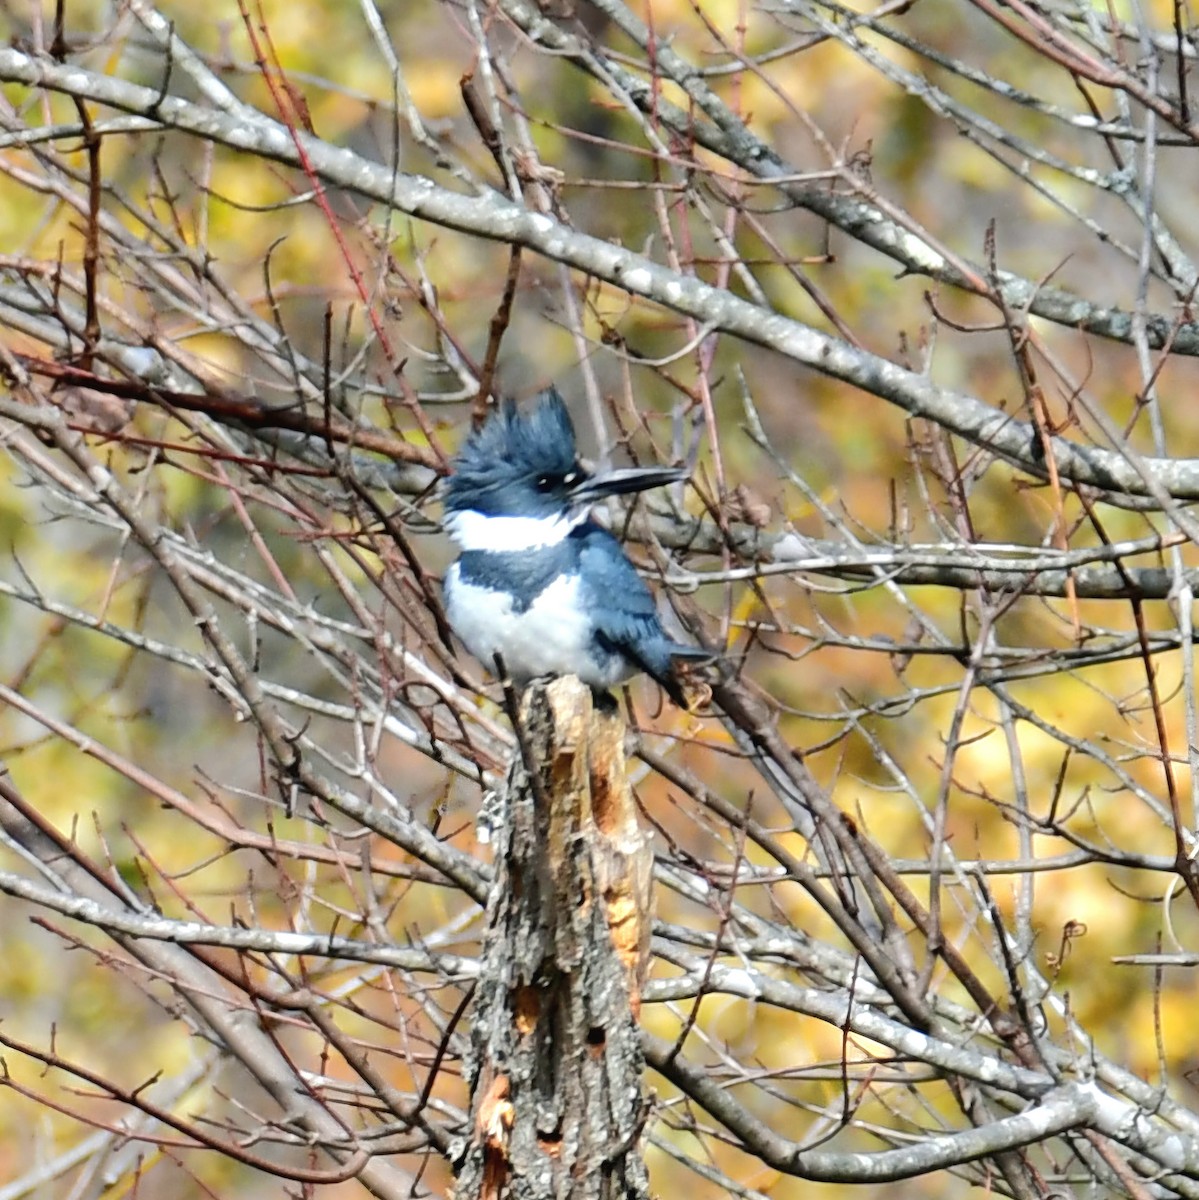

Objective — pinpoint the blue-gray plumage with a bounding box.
[442,389,709,706]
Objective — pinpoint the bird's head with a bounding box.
[444,389,686,551]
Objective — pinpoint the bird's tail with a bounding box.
[668,643,717,663]
[660,641,719,710]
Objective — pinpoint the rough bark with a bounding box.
[454,678,654,1200]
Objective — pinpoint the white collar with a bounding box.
[445,507,587,552]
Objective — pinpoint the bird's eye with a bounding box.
[535,474,559,493]
[563,469,581,488]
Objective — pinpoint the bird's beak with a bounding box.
[568,464,689,505]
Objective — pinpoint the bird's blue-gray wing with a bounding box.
[575,525,707,701]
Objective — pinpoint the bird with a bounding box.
[442,388,710,707]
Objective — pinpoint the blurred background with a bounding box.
[0,0,1195,1195]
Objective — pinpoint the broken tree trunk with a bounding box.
[453,677,655,1200]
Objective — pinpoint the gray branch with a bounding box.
[0,864,476,976]
[0,48,1195,504]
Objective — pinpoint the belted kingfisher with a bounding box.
[442,389,709,707]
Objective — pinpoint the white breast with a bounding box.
[444,563,631,688]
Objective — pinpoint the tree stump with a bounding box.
[454,678,654,1200]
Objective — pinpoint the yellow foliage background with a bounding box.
[0,0,1196,1196]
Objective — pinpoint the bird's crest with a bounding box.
[446,389,578,512]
